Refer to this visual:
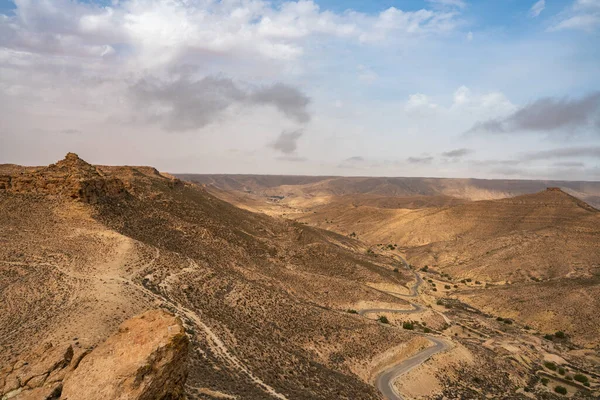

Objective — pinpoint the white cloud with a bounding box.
[550,0,600,31]
[530,0,545,18]
[466,31,473,41]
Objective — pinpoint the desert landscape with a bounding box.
[1,0,599,398]
[0,154,597,399]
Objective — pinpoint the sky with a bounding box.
[0,0,599,180]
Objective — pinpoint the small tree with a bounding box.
[378,316,389,324]
[544,361,557,371]
[402,321,414,330]
[554,386,567,395]
[573,374,589,384]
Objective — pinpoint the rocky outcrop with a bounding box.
[0,153,127,203]
[1,310,189,400]
[60,310,188,400]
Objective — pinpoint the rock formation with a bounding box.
[0,153,127,203]
[0,310,189,400]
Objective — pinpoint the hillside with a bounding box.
[1,154,416,400]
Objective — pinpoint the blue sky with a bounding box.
[0,0,598,179]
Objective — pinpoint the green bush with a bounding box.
[423,327,431,333]
[555,331,566,339]
[402,321,414,330]
[544,361,557,371]
[347,309,358,314]
[541,377,549,386]
[444,285,451,289]
[378,316,389,324]
[421,266,429,272]
[436,299,443,305]
[583,382,590,387]
[503,319,513,325]
[573,374,589,384]
[554,386,567,395]
[558,367,565,375]
[565,375,573,381]
[496,317,504,322]
[544,334,554,341]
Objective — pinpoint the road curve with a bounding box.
[361,255,450,400]
[375,336,449,400]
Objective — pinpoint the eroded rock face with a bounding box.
[0,310,188,400]
[0,153,127,203]
[60,310,188,400]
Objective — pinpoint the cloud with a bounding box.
[530,0,546,18]
[407,156,434,164]
[130,75,310,131]
[345,156,365,162]
[553,161,586,167]
[442,148,473,158]
[271,130,304,154]
[276,155,308,162]
[550,0,600,31]
[426,0,467,9]
[466,91,600,135]
[520,146,600,161]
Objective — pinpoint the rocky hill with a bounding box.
[0,154,416,400]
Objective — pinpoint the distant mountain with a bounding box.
[178,174,600,209]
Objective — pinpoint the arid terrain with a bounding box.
[1,157,598,399]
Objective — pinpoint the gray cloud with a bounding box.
[520,146,600,161]
[467,91,600,135]
[130,75,310,131]
[251,83,311,124]
[553,161,585,167]
[271,130,304,154]
[276,155,308,162]
[345,156,365,162]
[441,148,473,158]
[407,156,434,164]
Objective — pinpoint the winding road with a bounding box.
[359,257,451,400]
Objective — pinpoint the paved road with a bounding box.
[375,336,449,400]
[358,255,450,400]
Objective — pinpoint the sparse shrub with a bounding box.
[544,361,557,371]
[393,268,399,273]
[472,377,482,384]
[423,327,431,333]
[402,321,414,330]
[524,325,531,330]
[461,279,466,284]
[583,382,590,387]
[432,288,437,291]
[444,285,451,289]
[378,316,389,324]
[573,374,589,384]
[436,299,443,305]
[466,278,472,282]
[544,334,554,341]
[503,319,513,325]
[541,378,549,386]
[421,266,429,272]
[454,284,458,288]
[475,281,481,284]
[496,317,504,322]
[558,367,565,375]
[566,375,573,381]
[347,309,358,314]
[555,331,566,339]
[554,386,567,395]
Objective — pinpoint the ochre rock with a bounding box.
[60,310,188,400]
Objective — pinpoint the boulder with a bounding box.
[60,310,188,400]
